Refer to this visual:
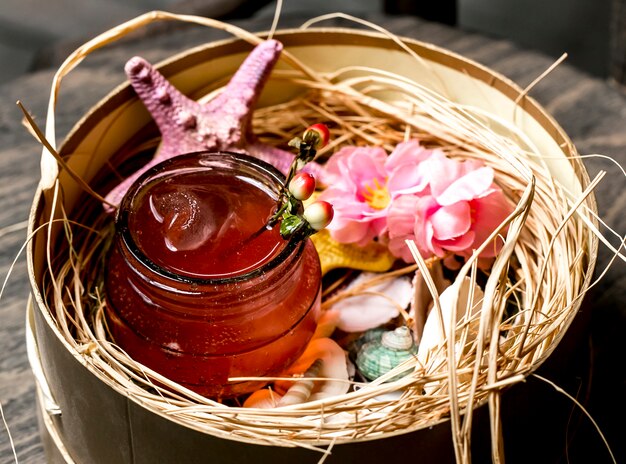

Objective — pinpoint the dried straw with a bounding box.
[27,11,612,463]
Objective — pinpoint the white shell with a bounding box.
[410,261,450,343]
[330,272,413,333]
[417,277,484,367]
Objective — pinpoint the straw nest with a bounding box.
[31,11,600,462]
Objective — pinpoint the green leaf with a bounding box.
[280,214,304,238]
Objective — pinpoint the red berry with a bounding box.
[303,123,330,149]
[288,172,316,201]
[303,201,334,231]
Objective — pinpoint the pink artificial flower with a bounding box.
[387,152,512,262]
[318,141,435,245]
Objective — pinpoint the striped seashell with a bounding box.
[356,327,417,381]
[347,327,386,360]
[277,359,323,406]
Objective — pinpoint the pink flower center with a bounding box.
[362,177,391,210]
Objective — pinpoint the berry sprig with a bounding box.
[270,123,334,239]
[288,123,330,166]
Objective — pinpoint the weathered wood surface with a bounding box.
[0,13,624,464]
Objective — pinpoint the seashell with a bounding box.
[275,338,349,401]
[410,260,451,343]
[356,326,418,381]
[310,230,396,276]
[327,272,413,333]
[277,359,322,406]
[417,277,484,368]
[243,388,282,408]
[347,327,386,360]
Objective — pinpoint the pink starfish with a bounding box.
[104,39,313,211]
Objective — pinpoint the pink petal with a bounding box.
[326,196,385,222]
[412,196,441,257]
[317,186,352,202]
[322,146,385,194]
[318,186,377,216]
[424,221,445,256]
[333,202,371,219]
[370,216,388,237]
[389,235,428,262]
[387,164,430,196]
[385,140,434,171]
[387,194,421,238]
[361,207,389,220]
[426,153,464,197]
[327,217,371,244]
[429,202,471,240]
[434,230,476,252]
[338,148,387,201]
[470,190,512,257]
[329,215,385,246]
[323,146,357,173]
[436,167,494,205]
[384,141,436,196]
[349,155,381,185]
[348,147,387,175]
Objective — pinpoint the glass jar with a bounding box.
[104,152,321,398]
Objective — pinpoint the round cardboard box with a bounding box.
[26,28,596,463]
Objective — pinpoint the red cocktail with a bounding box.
[104,152,321,398]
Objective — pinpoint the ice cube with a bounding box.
[149,188,229,251]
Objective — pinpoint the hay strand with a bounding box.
[533,374,617,464]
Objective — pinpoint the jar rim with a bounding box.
[116,151,304,285]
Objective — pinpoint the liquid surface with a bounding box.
[129,170,285,278]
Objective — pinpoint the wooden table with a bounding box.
[1,13,624,464]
